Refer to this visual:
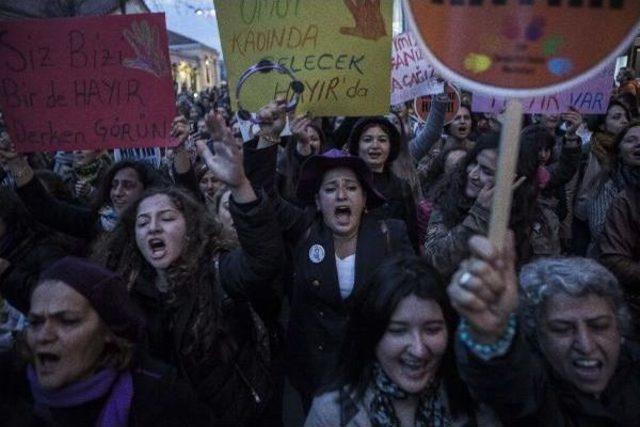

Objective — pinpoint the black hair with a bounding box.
[435,130,540,261]
[326,255,471,417]
[444,104,474,139]
[587,99,632,133]
[347,117,401,166]
[92,160,162,211]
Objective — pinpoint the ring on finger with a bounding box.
[459,272,472,289]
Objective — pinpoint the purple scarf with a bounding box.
[27,366,133,427]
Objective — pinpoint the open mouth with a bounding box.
[400,357,429,378]
[572,358,603,379]
[334,206,352,225]
[36,352,61,372]
[368,151,383,160]
[148,238,167,259]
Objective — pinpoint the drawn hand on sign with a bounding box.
[340,0,386,41]
[123,20,170,78]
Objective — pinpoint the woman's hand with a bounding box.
[476,184,495,209]
[291,114,313,156]
[0,133,20,165]
[74,179,93,198]
[0,134,33,186]
[170,116,190,147]
[204,109,227,142]
[256,98,287,145]
[448,233,518,344]
[170,116,193,174]
[196,127,256,203]
[561,107,583,138]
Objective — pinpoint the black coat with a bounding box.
[242,140,414,403]
[1,231,76,314]
[457,331,640,426]
[16,176,102,242]
[0,352,215,426]
[370,169,418,251]
[285,213,413,401]
[125,193,284,426]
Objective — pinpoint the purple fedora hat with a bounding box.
[296,149,385,209]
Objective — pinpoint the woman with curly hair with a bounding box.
[586,120,640,257]
[423,129,542,279]
[91,132,285,426]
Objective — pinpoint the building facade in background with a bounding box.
[168,30,221,94]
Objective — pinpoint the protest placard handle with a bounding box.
[488,99,523,250]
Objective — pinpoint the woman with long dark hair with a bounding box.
[424,130,541,279]
[587,120,640,257]
[91,131,286,425]
[305,255,494,426]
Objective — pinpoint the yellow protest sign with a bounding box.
[214,0,393,116]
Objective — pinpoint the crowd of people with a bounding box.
[0,66,639,426]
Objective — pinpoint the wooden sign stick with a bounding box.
[488,99,523,250]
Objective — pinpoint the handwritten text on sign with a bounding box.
[0,13,175,152]
[391,31,443,106]
[404,0,640,96]
[215,0,393,116]
[471,63,615,114]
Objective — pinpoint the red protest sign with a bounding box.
[413,82,460,124]
[0,13,175,152]
[404,0,640,97]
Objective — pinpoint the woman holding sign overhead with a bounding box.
[449,234,640,426]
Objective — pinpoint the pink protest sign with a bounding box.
[390,31,443,106]
[0,13,176,152]
[471,63,615,114]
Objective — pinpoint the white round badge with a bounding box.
[309,244,325,264]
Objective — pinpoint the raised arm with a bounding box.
[0,139,97,240]
[408,92,447,162]
[196,127,284,305]
[449,234,545,422]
